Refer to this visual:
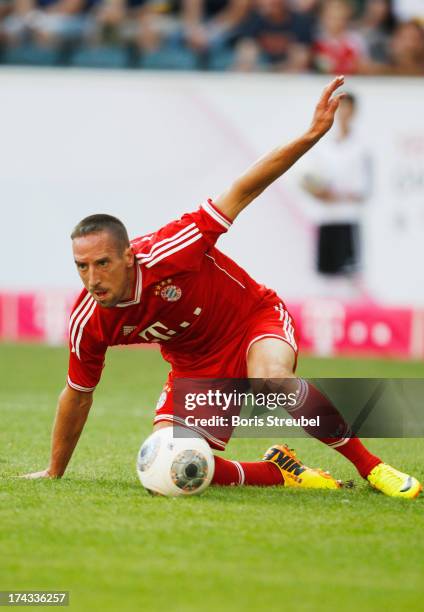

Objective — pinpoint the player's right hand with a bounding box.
[19,469,57,479]
[309,75,345,140]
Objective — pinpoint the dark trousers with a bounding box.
[317,223,360,275]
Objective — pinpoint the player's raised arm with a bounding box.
[214,76,345,221]
[21,386,93,479]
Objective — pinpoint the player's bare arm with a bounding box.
[214,76,345,221]
[22,386,93,479]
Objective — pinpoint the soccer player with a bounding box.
[24,76,421,499]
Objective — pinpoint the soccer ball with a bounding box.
[136,426,215,497]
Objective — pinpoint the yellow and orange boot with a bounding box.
[263,444,346,490]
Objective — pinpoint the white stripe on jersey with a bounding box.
[68,292,91,333]
[145,233,203,268]
[136,222,197,261]
[282,309,289,338]
[70,296,95,353]
[201,201,231,229]
[75,300,97,359]
[137,227,200,264]
[204,253,246,289]
[274,303,284,322]
[283,309,297,350]
[67,375,96,393]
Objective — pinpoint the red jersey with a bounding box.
[67,199,279,393]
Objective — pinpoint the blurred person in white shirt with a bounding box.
[301,92,371,300]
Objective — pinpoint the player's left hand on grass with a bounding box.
[308,75,345,141]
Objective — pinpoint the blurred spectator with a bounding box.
[231,35,263,71]
[107,0,252,63]
[389,20,424,75]
[92,0,127,46]
[232,0,315,72]
[1,0,96,50]
[0,0,12,21]
[182,0,250,56]
[0,0,12,49]
[93,0,162,52]
[1,0,424,74]
[392,0,424,26]
[313,0,367,74]
[288,0,318,14]
[300,93,372,299]
[357,0,397,64]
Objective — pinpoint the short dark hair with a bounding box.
[71,214,130,253]
[341,92,357,107]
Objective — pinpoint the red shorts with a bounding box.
[153,298,298,450]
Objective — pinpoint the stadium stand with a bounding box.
[0,0,423,73]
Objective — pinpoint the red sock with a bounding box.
[212,455,283,486]
[329,438,381,478]
[212,381,382,484]
[292,380,381,478]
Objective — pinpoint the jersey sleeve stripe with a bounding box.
[68,292,92,332]
[136,222,197,260]
[67,376,96,393]
[75,300,97,359]
[145,233,203,268]
[282,309,297,350]
[201,200,232,229]
[136,227,200,263]
[206,199,233,225]
[70,296,95,353]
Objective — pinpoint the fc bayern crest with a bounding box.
[161,285,182,302]
[155,278,182,302]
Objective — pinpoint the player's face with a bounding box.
[72,231,134,308]
[337,99,355,124]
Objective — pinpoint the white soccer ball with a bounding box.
[136,426,215,497]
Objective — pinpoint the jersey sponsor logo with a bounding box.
[139,321,174,342]
[154,279,182,302]
[139,308,202,343]
[122,325,137,336]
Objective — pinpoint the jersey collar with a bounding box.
[116,262,142,308]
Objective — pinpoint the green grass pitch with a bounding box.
[1,344,423,611]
